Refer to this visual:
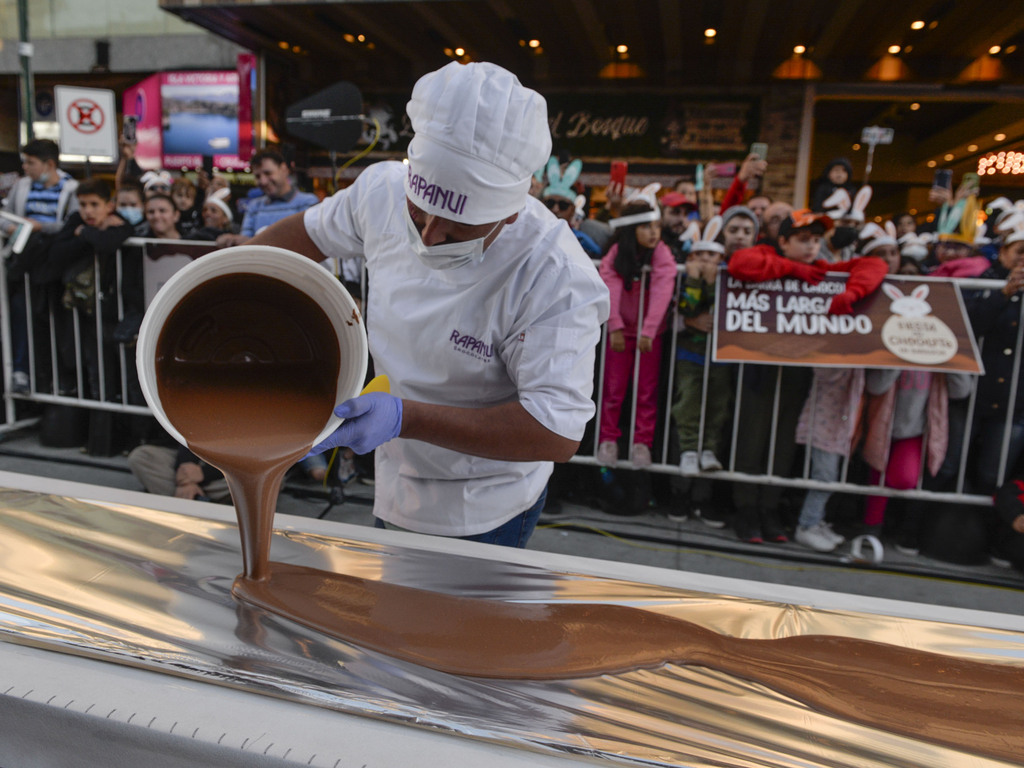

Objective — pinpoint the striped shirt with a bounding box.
[239,188,319,237]
[24,177,66,223]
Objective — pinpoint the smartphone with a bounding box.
[750,142,768,160]
[609,160,628,188]
[122,115,137,145]
[932,169,953,190]
[711,162,737,176]
[202,154,215,177]
[961,171,980,195]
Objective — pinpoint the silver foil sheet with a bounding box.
[0,484,1022,767]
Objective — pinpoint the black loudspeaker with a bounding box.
[39,405,88,449]
[285,82,364,152]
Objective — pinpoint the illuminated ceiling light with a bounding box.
[989,45,1002,55]
[909,208,918,215]
[793,44,806,54]
[904,45,913,53]
[616,44,629,54]
[598,61,645,79]
[927,160,937,168]
[955,54,1006,83]
[928,20,939,30]
[528,39,540,48]
[995,133,1007,141]
[454,47,465,57]
[888,44,902,55]
[343,33,355,43]
[866,53,912,81]
[910,102,921,110]
[852,143,861,150]
[278,40,289,49]
[292,45,301,53]
[357,34,365,42]
[773,50,821,80]
[968,144,978,152]
[1007,45,1018,54]
[704,28,717,38]
[518,39,526,47]
[911,20,925,30]
[944,153,954,161]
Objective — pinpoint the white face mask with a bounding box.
[405,209,500,270]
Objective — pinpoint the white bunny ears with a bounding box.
[609,182,662,229]
[898,231,934,260]
[858,220,897,254]
[824,185,872,223]
[992,198,1024,246]
[542,157,582,200]
[689,215,725,254]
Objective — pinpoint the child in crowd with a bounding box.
[142,194,182,240]
[810,157,855,213]
[170,177,201,231]
[726,210,887,543]
[115,181,146,233]
[596,199,676,469]
[792,222,894,552]
[189,189,237,241]
[673,216,730,476]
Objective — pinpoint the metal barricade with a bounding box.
[0,231,1018,509]
[577,264,1016,509]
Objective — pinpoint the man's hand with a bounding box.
[1003,266,1024,297]
[175,462,205,486]
[928,186,952,206]
[174,483,204,500]
[216,233,249,248]
[737,152,767,183]
[638,335,654,353]
[609,328,626,353]
[309,392,403,456]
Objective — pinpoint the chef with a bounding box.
[250,61,609,547]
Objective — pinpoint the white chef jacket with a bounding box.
[304,162,609,536]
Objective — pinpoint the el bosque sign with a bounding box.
[355,92,759,158]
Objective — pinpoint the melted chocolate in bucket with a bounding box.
[154,273,1024,761]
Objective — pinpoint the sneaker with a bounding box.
[990,554,1013,569]
[597,441,618,467]
[679,451,699,476]
[11,371,29,395]
[666,509,688,522]
[699,450,723,472]
[894,543,920,556]
[336,456,357,485]
[796,522,839,552]
[822,522,845,546]
[734,506,762,543]
[694,507,728,529]
[631,443,652,469]
[759,507,789,543]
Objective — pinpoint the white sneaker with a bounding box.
[699,450,722,472]
[795,522,839,552]
[822,522,845,546]
[597,441,618,467]
[679,451,699,476]
[631,443,652,469]
[11,371,29,394]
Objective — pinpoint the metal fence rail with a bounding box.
[0,231,1016,508]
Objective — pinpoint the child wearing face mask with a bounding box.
[596,200,676,469]
[115,181,146,233]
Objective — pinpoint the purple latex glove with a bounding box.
[309,392,403,456]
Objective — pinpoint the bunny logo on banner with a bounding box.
[880,282,957,365]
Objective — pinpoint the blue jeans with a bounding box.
[374,487,547,548]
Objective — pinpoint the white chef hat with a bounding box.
[404,61,552,225]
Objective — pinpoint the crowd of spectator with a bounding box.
[2,138,1024,576]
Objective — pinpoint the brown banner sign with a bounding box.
[713,273,984,374]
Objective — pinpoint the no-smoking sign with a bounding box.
[55,86,117,159]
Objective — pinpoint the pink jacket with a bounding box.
[795,368,865,457]
[862,375,948,476]
[929,257,990,279]
[599,240,676,338]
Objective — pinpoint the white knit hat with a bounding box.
[404,61,552,225]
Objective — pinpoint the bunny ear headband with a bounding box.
[691,215,725,254]
[610,182,663,230]
[542,157,582,200]
[826,185,872,222]
[858,220,896,254]
[899,231,933,259]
